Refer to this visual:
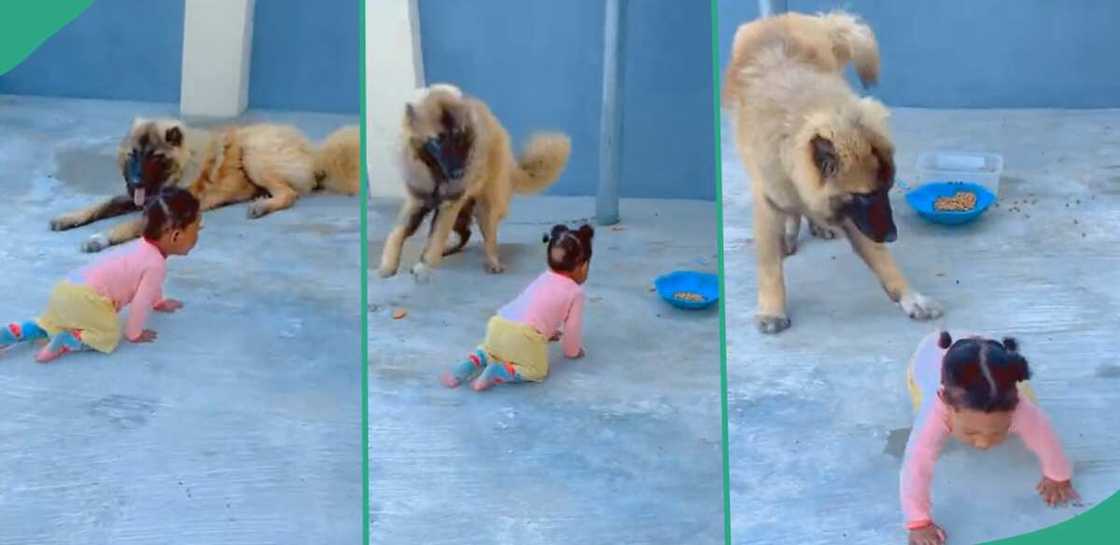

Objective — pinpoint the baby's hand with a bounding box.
[1037,477,1080,507]
[567,348,585,360]
[130,330,158,343]
[155,299,184,313]
[908,523,946,545]
[549,332,561,342]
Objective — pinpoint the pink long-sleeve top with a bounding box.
[900,331,1073,529]
[497,270,585,358]
[67,238,167,341]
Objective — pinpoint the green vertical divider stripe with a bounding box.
[711,1,731,544]
[359,0,370,543]
[0,1,93,76]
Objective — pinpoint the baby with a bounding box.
[902,331,1078,545]
[440,224,592,391]
[1,188,201,362]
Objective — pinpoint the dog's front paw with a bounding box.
[410,262,432,284]
[246,202,271,219]
[755,314,791,334]
[82,234,110,253]
[809,221,841,240]
[50,217,77,232]
[900,291,943,321]
[377,265,398,279]
[485,260,505,274]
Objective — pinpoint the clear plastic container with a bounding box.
[914,151,1004,198]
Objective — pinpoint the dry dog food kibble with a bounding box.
[673,292,705,302]
[933,191,977,212]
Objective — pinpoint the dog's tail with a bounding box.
[722,10,880,106]
[313,125,361,195]
[511,133,571,194]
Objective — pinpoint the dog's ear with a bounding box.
[165,126,183,147]
[810,135,839,180]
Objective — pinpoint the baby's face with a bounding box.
[949,408,1012,450]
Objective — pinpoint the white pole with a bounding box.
[596,0,625,226]
[180,0,255,119]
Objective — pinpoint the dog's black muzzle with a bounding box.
[842,188,897,243]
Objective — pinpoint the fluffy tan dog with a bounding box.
[723,11,942,333]
[378,83,571,279]
[50,119,360,252]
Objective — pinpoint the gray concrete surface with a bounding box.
[0,95,362,544]
[723,110,1120,545]
[369,196,724,544]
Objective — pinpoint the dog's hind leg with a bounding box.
[81,217,144,253]
[246,172,300,219]
[379,198,427,278]
[442,198,475,257]
[808,218,842,240]
[782,215,801,257]
[842,221,943,320]
[475,201,505,274]
[50,195,137,232]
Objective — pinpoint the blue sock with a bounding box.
[0,321,47,347]
[472,359,524,390]
[445,349,488,385]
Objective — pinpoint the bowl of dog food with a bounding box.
[905,181,996,225]
[654,270,719,310]
[904,151,1003,225]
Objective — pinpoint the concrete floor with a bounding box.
[723,110,1120,544]
[0,95,362,544]
[369,196,724,544]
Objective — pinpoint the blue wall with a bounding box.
[0,0,184,103]
[719,0,1120,108]
[250,0,360,113]
[418,0,716,200]
[0,0,359,114]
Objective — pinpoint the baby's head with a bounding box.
[143,187,202,256]
[544,223,594,284]
[938,332,1031,450]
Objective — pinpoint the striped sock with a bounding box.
[0,321,47,348]
[35,330,91,363]
[441,349,489,388]
[470,360,524,391]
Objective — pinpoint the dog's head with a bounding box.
[796,98,898,243]
[401,84,475,204]
[118,118,190,208]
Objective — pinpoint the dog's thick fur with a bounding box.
[50,119,360,252]
[378,84,571,278]
[723,11,942,333]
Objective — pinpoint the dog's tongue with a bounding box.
[133,188,146,207]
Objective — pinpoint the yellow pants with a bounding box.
[480,315,549,382]
[37,281,121,353]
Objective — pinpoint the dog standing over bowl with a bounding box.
[378,84,571,280]
[722,11,942,333]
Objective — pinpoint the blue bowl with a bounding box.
[654,270,719,310]
[904,181,995,225]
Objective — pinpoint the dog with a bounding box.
[722,11,942,333]
[50,119,360,253]
[378,83,571,279]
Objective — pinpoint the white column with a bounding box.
[180,0,255,119]
[367,0,424,199]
